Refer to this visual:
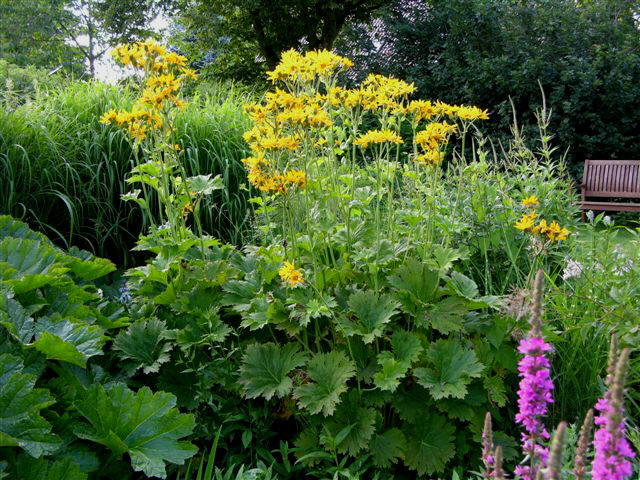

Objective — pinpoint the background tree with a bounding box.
[0,0,169,77]
[335,0,640,177]
[175,0,391,82]
[59,0,170,77]
[0,0,85,74]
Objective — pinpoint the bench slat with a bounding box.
[583,159,640,198]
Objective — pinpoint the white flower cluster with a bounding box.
[562,258,583,280]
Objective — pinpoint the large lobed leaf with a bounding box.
[325,391,376,456]
[0,294,105,368]
[12,454,86,480]
[112,318,173,374]
[0,237,67,294]
[388,258,440,313]
[370,428,406,468]
[0,353,61,457]
[75,383,197,479]
[373,330,422,392]
[402,413,455,475]
[341,290,400,344]
[414,338,484,400]
[238,343,307,400]
[293,351,355,416]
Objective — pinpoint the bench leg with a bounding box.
[581,209,586,222]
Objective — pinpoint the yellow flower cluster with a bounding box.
[100,108,163,141]
[354,129,404,148]
[242,155,306,194]
[414,149,443,166]
[415,122,458,150]
[267,49,353,83]
[279,261,304,287]
[413,121,457,165]
[514,195,569,242]
[101,39,196,141]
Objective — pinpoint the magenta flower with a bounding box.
[592,347,635,480]
[514,335,554,480]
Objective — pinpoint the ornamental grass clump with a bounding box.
[482,271,636,480]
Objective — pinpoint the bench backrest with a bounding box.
[583,160,640,198]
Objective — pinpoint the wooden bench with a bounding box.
[580,159,640,221]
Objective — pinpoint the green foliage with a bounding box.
[0,354,60,457]
[0,0,85,74]
[112,318,174,374]
[401,414,455,475]
[293,351,356,417]
[0,216,198,479]
[544,220,640,425]
[75,383,197,478]
[0,80,252,265]
[12,455,87,480]
[414,338,484,400]
[342,290,399,343]
[238,343,307,400]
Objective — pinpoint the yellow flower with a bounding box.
[284,169,307,189]
[546,221,569,242]
[521,195,540,209]
[164,52,187,67]
[407,100,436,122]
[100,109,118,125]
[434,101,458,117]
[354,129,403,148]
[279,261,304,287]
[515,212,539,232]
[531,219,550,236]
[456,105,489,121]
[415,122,457,150]
[415,149,443,166]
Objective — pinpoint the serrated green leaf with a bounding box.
[238,343,307,400]
[294,428,321,466]
[325,391,376,456]
[32,318,104,367]
[402,413,455,475]
[186,174,223,196]
[0,216,49,243]
[293,351,355,416]
[391,330,422,365]
[113,319,173,374]
[64,247,115,282]
[425,296,468,334]
[0,354,61,457]
[484,375,507,407]
[389,258,440,312]
[341,290,399,343]
[373,353,406,392]
[391,386,433,423]
[0,291,34,343]
[370,428,406,468]
[14,454,87,480]
[75,383,197,479]
[0,238,67,294]
[373,331,422,392]
[436,398,477,422]
[414,339,484,400]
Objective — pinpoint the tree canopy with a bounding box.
[175,0,391,82]
[336,0,640,174]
